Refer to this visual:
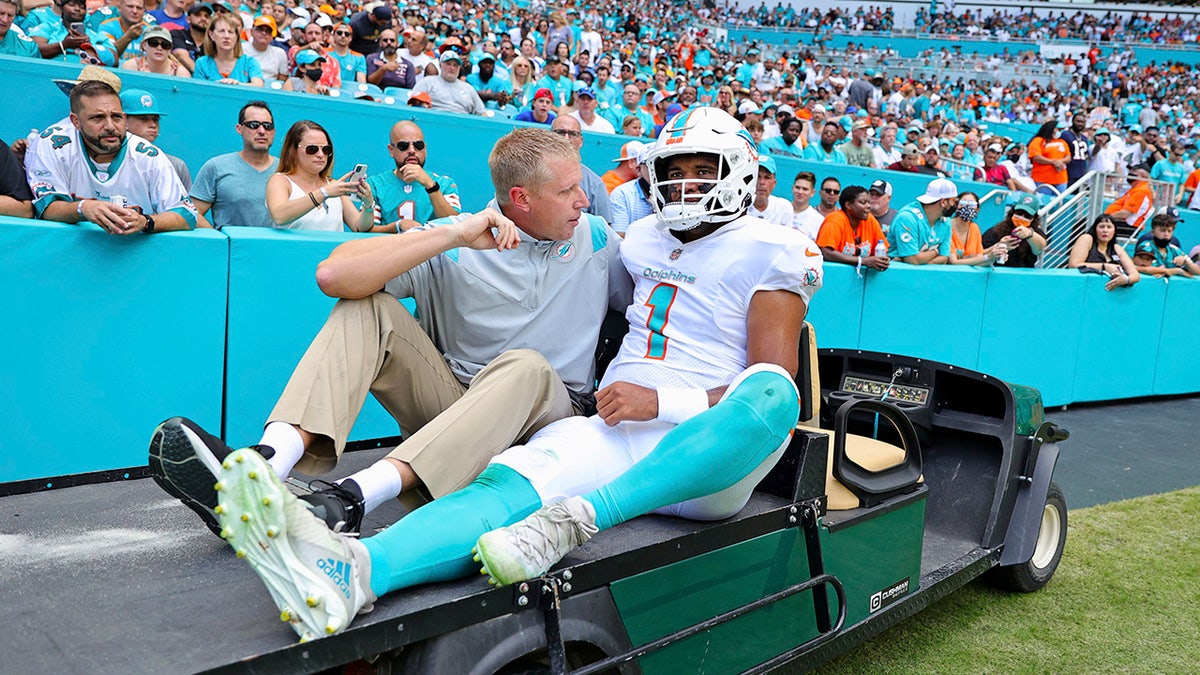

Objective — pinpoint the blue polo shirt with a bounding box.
[887,201,950,258]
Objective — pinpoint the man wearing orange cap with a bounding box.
[601,141,645,193]
[327,18,366,84]
[244,15,288,82]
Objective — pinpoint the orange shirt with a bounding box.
[1028,137,1070,185]
[951,222,984,258]
[601,170,628,194]
[1104,181,1155,231]
[816,210,888,258]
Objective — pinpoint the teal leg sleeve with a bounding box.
[585,369,800,531]
[362,464,541,596]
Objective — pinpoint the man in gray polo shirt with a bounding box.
[149,128,631,536]
[410,50,487,116]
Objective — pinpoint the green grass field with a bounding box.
[815,486,1200,674]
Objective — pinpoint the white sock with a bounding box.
[341,461,404,514]
[258,422,306,478]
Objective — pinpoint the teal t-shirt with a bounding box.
[329,50,366,85]
[189,152,278,229]
[759,135,804,158]
[366,170,460,229]
[802,144,846,164]
[0,27,39,58]
[193,54,263,83]
[887,202,950,258]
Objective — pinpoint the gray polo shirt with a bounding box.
[411,75,487,116]
[385,206,632,395]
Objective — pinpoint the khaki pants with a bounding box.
[270,293,576,506]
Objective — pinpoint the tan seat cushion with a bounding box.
[798,424,922,510]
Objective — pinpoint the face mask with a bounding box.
[305,68,323,80]
[956,202,979,222]
[1153,236,1172,247]
[1011,213,1033,229]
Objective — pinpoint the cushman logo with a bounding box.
[869,577,910,613]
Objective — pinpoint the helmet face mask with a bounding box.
[646,108,758,231]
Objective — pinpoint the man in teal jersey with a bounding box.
[534,55,573,110]
[886,177,958,265]
[366,121,460,233]
[94,0,157,64]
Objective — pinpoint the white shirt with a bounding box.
[570,111,615,134]
[747,195,793,228]
[790,206,825,241]
[874,144,901,168]
[244,42,289,81]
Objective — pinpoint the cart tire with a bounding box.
[989,481,1067,592]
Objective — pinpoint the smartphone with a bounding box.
[349,163,367,184]
[70,21,85,34]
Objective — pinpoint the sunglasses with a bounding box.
[822,188,840,194]
[394,140,426,151]
[552,129,582,138]
[144,39,171,49]
[301,144,333,155]
[379,38,398,43]
[242,120,275,130]
[78,50,104,66]
[334,30,352,36]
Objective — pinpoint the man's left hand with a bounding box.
[596,381,658,426]
[399,164,433,189]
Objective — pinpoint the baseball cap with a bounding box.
[612,140,647,164]
[758,154,777,176]
[1011,194,1040,215]
[287,6,309,20]
[408,91,432,106]
[747,48,760,56]
[852,119,871,130]
[902,144,920,157]
[477,53,495,63]
[252,15,278,36]
[812,104,826,113]
[1094,128,1111,138]
[576,85,596,99]
[1134,239,1157,256]
[314,14,334,28]
[533,87,553,101]
[665,103,683,118]
[439,50,463,64]
[295,49,325,66]
[140,25,172,44]
[318,3,337,15]
[652,90,675,106]
[778,104,795,115]
[188,2,214,15]
[738,100,762,115]
[119,89,163,116]
[869,179,892,196]
[1157,206,1181,223]
[371,5,393,20]
[916,178,958,204]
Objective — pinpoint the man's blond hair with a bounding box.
[489,128,579,204]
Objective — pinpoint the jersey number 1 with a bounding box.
[643,283,678,360]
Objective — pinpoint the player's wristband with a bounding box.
[656,388,709,425]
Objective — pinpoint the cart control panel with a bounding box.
[841,376,930,405]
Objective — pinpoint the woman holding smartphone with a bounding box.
[1068,214,1140,290]
[265,121,375,232]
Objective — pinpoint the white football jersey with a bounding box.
[26,121,196,224]
[601,214,822,392]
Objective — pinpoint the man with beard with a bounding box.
[326,20,366,85]
[28,0,103,62]
[466,54,513,109]
[842,120,876,167]
[169,2,209,72]
[26,80,196,234]
[366,29,415,89]
[759,117,805,158]
[190,101,278,230]
[411,51,487,116]
[365,121,460,233]
[885,177,958,265]
[802,121,847,164]
[1059,112,1091,186]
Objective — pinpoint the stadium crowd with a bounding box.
[2,0,1200,279]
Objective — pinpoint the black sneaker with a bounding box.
[299,480,365,534]
[148,417,274,536]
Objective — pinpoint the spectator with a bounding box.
[119,88,190,191]
[887,144,922,173]
[1027,121,1070,196]
[621,115,644,138]
[981,194,1048,269]
[507,56,536,110]
[147,0,187,31]
[410,51,486,116]
[841,120,875,168]
[601,141,644,194]
[1088,129,1119,175]
[168,2,209,73]
[534,55,572,110]
[917,145,948,177]
[873,126,901,168]
[365,120,461,233]
[868,179,897,230]
[1181,161,1200,211]
[365,29,414,89]
[1001,142,1036,192]
[514,87,556,125]
[407,91,431,108]
[981,144,1024,192]
[746,154,791,227]
[26,80,195,234]
[1150,144,1189,203]
[149,127,630,539]
[190,100,278,230]
[1068,214,1140,291]
[948,191,1004,266]
[243,16,288,82]
[815,176,841,218]
[804,122,846,166]
[815,185,889,271]
[467,54,513,110]
[0,0,42,58]
[94,0,155,65]
[569,85,614,134]
[287,19,340,89]
[759,117,804,158]
[1132,213,1200,278]
[401,27,436,80]
[1104,167,1155,238]
[347,3,391,56]
[120,24,188,77]
[0,138,33,218]
[945,144,983,182]
[28,0,104,63]
[609,150,653,235]
[265,120,374,232]
[785,171,822,240]
[1059,112,1091,186]
[605,84,653,139]
[193,13,264,86]
[887,177,958,265]
[550,115,612,224]
[285,49,333,95]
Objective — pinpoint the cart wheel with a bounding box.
[989,481,1067,593]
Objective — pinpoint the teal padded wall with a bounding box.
[0,218,227,483]
[223,227,400,447]
[1153,277,1200,396]
[806,262,863,349]
[1072,275,1168,402]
